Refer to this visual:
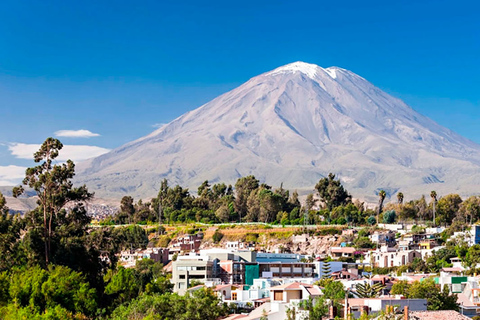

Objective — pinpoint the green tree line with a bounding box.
[0,138,228,319]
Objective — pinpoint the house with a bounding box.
[370,231,397,247]
[269,282,322,303]
[215,284,240,300]
[331,268,360,280]
[169,233,203,252]
[345,298,427,318]
[118,247,170,268]
[435,270,469,294]
[366,247,422,268]
[218,260,254,285]
[329,247,356,260]
[171,254,218,294]
[258,262,315,278]
[225,241,255,251]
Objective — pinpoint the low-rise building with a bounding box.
[172,254,217,294]
[118,247,169,268]
[345,298,427,318]
[169,233,203,252]
[329,247,356,260]
[366,247,422,268]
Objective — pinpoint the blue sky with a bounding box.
[0,0,479,184]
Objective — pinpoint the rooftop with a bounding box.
[409,310,470,320]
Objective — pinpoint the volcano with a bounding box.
[76,62,480,201]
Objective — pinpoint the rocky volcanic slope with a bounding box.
[76,62,480,201]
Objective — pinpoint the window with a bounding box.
[179,275,185,279]
[232,292,237,300]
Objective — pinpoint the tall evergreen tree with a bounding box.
[321,261,331,278]
[12,138,92,266]
[431,190,437,226]
[315,173,351,210]
[234,176,259,222]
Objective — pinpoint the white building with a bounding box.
[365,246,422,268]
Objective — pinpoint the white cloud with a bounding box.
[55,129,100,138]
[8,143,111,162]
[0,165,27,186]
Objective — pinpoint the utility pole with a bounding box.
[344,288,350,320]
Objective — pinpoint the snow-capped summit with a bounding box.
[76,62,480,200]
[267,61,323,79]
[267,61,345,81]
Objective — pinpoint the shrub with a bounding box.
[212,230,224,243]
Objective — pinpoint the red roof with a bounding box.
[330,247,356,254]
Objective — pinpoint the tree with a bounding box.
[215,205,230,223]
[355,282,385,298]
[258,188,282,223]
[377,190,386,224]
[110,288,228,320]
[383,210,396,224]
[289,190,301,208]
[397,192,404,205]
[134,259,172,295]
[390,280,410,297]
[234,176,259,222]
[305,193,317,211]
[315,173,351,211]
[120,196,135,223]
[301,296,328,320]
[212,230,224,243]
[355,237,374,249]
[12,138,93,267]
[104,266,140,308]
[431,191,437,226]
[398,278,459,311]
[428,285,459,311]
[459,196,480,224]
[465,244,480,273]
[367,216,377,225]
[416,195,429,223]
[0,194,22,272]
[407,278,437,299]
[3,265,97,318]
[321,261,331,278]
[436,194,462,227]
[316,278,346,300]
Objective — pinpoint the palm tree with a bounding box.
[377,190,386,224]
[397,192,405,226]
[430,191,437,226]
[355,282,385,298]
[397,192,404,205]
